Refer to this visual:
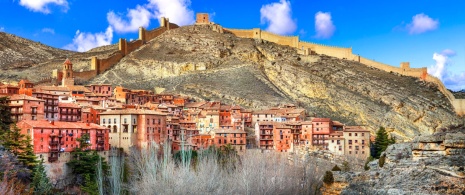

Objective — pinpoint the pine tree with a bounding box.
[1,125,37,169]
[67,133,108,185]
[32,159,52,195]
[0,96,13,134]
[372,127,394,158]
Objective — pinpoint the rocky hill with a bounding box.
[89,25,464,140]
[0,31,118,82]
[334,126,465,194]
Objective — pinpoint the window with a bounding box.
[27,129,30,134]
[331,140,334,143]
[103,119,106,124]
[362,140,365,145]
[362,133,365,136]
[349,133,352,136]
[355,140,358,143]
[348,140,352,145]
[355,133,358,136]
[124,118,127,124]
[114,118,117,123]
[349,146,352,149]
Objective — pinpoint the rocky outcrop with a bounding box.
[340,129,465,194]
[90,25,464,139]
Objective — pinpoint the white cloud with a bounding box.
[260,0,296,35]
[314,12,335,39]
[148,0,195,26]
[19,0,68,14]
[107,5,153,33]
[428,49,465,91]
[41,28,55,34]
[64,26,113,52]
[406,13,438,34]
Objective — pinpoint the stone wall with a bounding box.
[73,70,97,81]
[224,28,254,38]
[143,27,167,42]
[412,132,465,159]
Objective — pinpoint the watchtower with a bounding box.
[62,58,75,87]
[196,13,210,24]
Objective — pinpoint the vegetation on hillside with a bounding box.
[372,127,395,159]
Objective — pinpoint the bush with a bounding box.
[379,155,386,168]
[323,171,334,185]
[331,165,341,171]
[342,161,350,172]
[364,156,374,171]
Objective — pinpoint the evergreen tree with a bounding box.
[31,159,52,195]
[1,125,37,169]
[0,96,13,134]
[81,173,99,195]
[67,133,108,185]
[372,127,395,158]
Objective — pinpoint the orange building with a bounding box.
[273,123,293,152]
[16,120,110,163]
[8,94,45,122]
[18,79,35,96]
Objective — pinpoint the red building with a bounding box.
[312,118,333,149]
[32,91,59,121]
[16,120,110,163]
[213,129,247,154]
[18,79,35,96]
[0,84,19,95]
[86,84,113,97]
[58,102,82,122]
[8,94,45,122]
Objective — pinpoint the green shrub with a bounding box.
[323,171,334,185]
[379,155,386,168]
[331,165,341,171]
[364,156,374,170]
[342,161,350,172]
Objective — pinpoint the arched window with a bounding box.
[113,125,117,133]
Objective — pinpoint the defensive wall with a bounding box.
[224,26,463,116]
[51,17,178,82]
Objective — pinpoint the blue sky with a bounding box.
[0,0,464,90]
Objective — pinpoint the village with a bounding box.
[0,58,371,179]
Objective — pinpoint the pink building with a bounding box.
[8,94,45,122]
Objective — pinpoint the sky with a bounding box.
[0,0,464,90]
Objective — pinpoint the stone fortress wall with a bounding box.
[52,17,178,82]
[222,18,463,116]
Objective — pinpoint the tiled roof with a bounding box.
[100,109,166,115]
[258,121,275,125]
[63,58,73,65]
[344,126,370,132]
[312,118,331,122]
[58,102,81,108]
[214,129,247,134]
[9,94,44,101]
[18,120,107,130]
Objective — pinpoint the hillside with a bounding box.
[89,25,464,140]
[0,31,118,82]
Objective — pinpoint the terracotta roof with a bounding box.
[344,126,370,132]
[58,102,81,108]
[258,121,275,125]
[67,85,91,92]
[18,120,107,130]
[300,121,313,125]
[333,121,344,126]
[100,109,166,115]
[9,94,44,101]
[63,58,73,65]
[312,118,331,122]
[214,129,247,134]
[36,86,69,92]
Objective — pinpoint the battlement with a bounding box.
[196,13,210,24]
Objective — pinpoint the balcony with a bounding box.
[96,146,104,151]
[31,110,37,114]
[49,141,59,145]
[96,132,104,137]
[50,148,59,152]
[97,140,104,144]
[48,156,58,163]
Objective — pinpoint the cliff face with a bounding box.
[339,128,465,194]
[90,25,463,139]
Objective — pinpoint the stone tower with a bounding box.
[62,58,75,87]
